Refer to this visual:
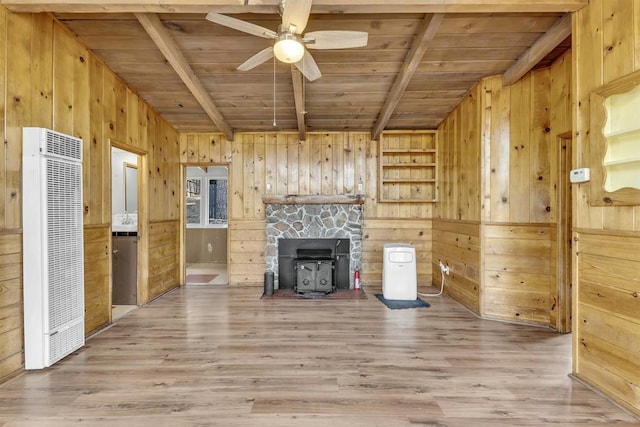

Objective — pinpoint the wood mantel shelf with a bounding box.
[262,194,365,205]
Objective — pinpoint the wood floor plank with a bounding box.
[0,286,637,426]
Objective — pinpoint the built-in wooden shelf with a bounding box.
[603,155,640,166]
[261,194,365,205]
[590,68,640,205]
[381,149,437,154]
[382,162,436,168]
[381,178,436,183]
[378,131,438,203]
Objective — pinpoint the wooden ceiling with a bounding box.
[1,1,585,140]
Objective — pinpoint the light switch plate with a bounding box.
[570,168,590,183]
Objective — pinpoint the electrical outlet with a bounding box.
[439,261,450,275]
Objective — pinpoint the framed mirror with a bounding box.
[124,162,138,212]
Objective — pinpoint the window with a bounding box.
[208,179,228,224]
[186,175,228,227]
[186,178,202,225]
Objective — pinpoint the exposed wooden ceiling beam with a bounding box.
[135,12,234,140]
[371,13,444,141]
[502,13,572,86]
[0,1,588,14]
[291,67,307,142]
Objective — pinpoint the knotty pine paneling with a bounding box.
[482,223,556,326]
[435,54,571,321]
[432,219,480,313]
[0,232,22,382]
[148,220,179,301]
[180,131,433,221]
[362,219,432,287]
[575,230,640,416]
[84,226,110,335]
[180,131,434,288]
[573,0,640,417]
[228,219,265,286]
[436,85,482,222]
[481,68,568,224]
[0,7,181,382]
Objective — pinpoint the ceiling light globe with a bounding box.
[273,38,304,64]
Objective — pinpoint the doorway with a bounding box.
[184,166,229,285]
[111,146,140,320]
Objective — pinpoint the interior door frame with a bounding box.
[554,131,573,333]
[179,162,231,285]
[109,140,148,306]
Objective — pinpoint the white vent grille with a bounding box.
[46,158,84,329]
[49,319,84,364]
[23,127,85,370]
[44,129,82,161]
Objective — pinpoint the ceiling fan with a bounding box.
[206,0,368,81]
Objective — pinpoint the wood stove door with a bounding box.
[295,261,334,293]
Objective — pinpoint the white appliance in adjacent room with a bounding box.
[382,243,417,300]
[22,127,85,369]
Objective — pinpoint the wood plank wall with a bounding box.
[436,85,482,222]
[434,85,482,311]
[180,132,433,286]
[573,0,640,416]
[0,232,22,382]
[84,226,111,334]
[434,53,572,326]
[432,220,480,313]
[483,223,556,325]
[0,7,181,382]
[574,231,640,415]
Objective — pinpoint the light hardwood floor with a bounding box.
[0,286,638,426]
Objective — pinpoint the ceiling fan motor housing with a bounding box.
[274,31,305,63]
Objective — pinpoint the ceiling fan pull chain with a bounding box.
[273,55,277,127]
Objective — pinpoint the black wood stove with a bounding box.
[294,248,335,293]
[278,238,350,294]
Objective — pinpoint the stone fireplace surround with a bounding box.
[263,195,364,289]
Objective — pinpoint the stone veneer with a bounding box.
[265,203,362,288]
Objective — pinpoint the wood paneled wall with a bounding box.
[0,7,180,382]
[574,231,640,415]
[435,52,572,326]
[180,132,433,285]
[482,223,556,325]
[432,220,480,313]
[228,219,265,285]
[573,0,640,417]
[481,66,570,224]
[436,85,482,222]
[0,232,22,382]
[83,226,110,335]
[148,220,179,301]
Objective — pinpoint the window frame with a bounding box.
[186,176,228,229]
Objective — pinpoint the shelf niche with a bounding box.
[378,131,437,203]
[590,69,640,206]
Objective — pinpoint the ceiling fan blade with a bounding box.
[237,47,274,71]
[282,0,312,34]
[295,50,321,81]
[304,31,369,50]
[206,12,277,39]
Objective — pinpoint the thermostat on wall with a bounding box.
[570,168,590,183]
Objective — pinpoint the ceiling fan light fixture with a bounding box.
[273,33,304,63]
